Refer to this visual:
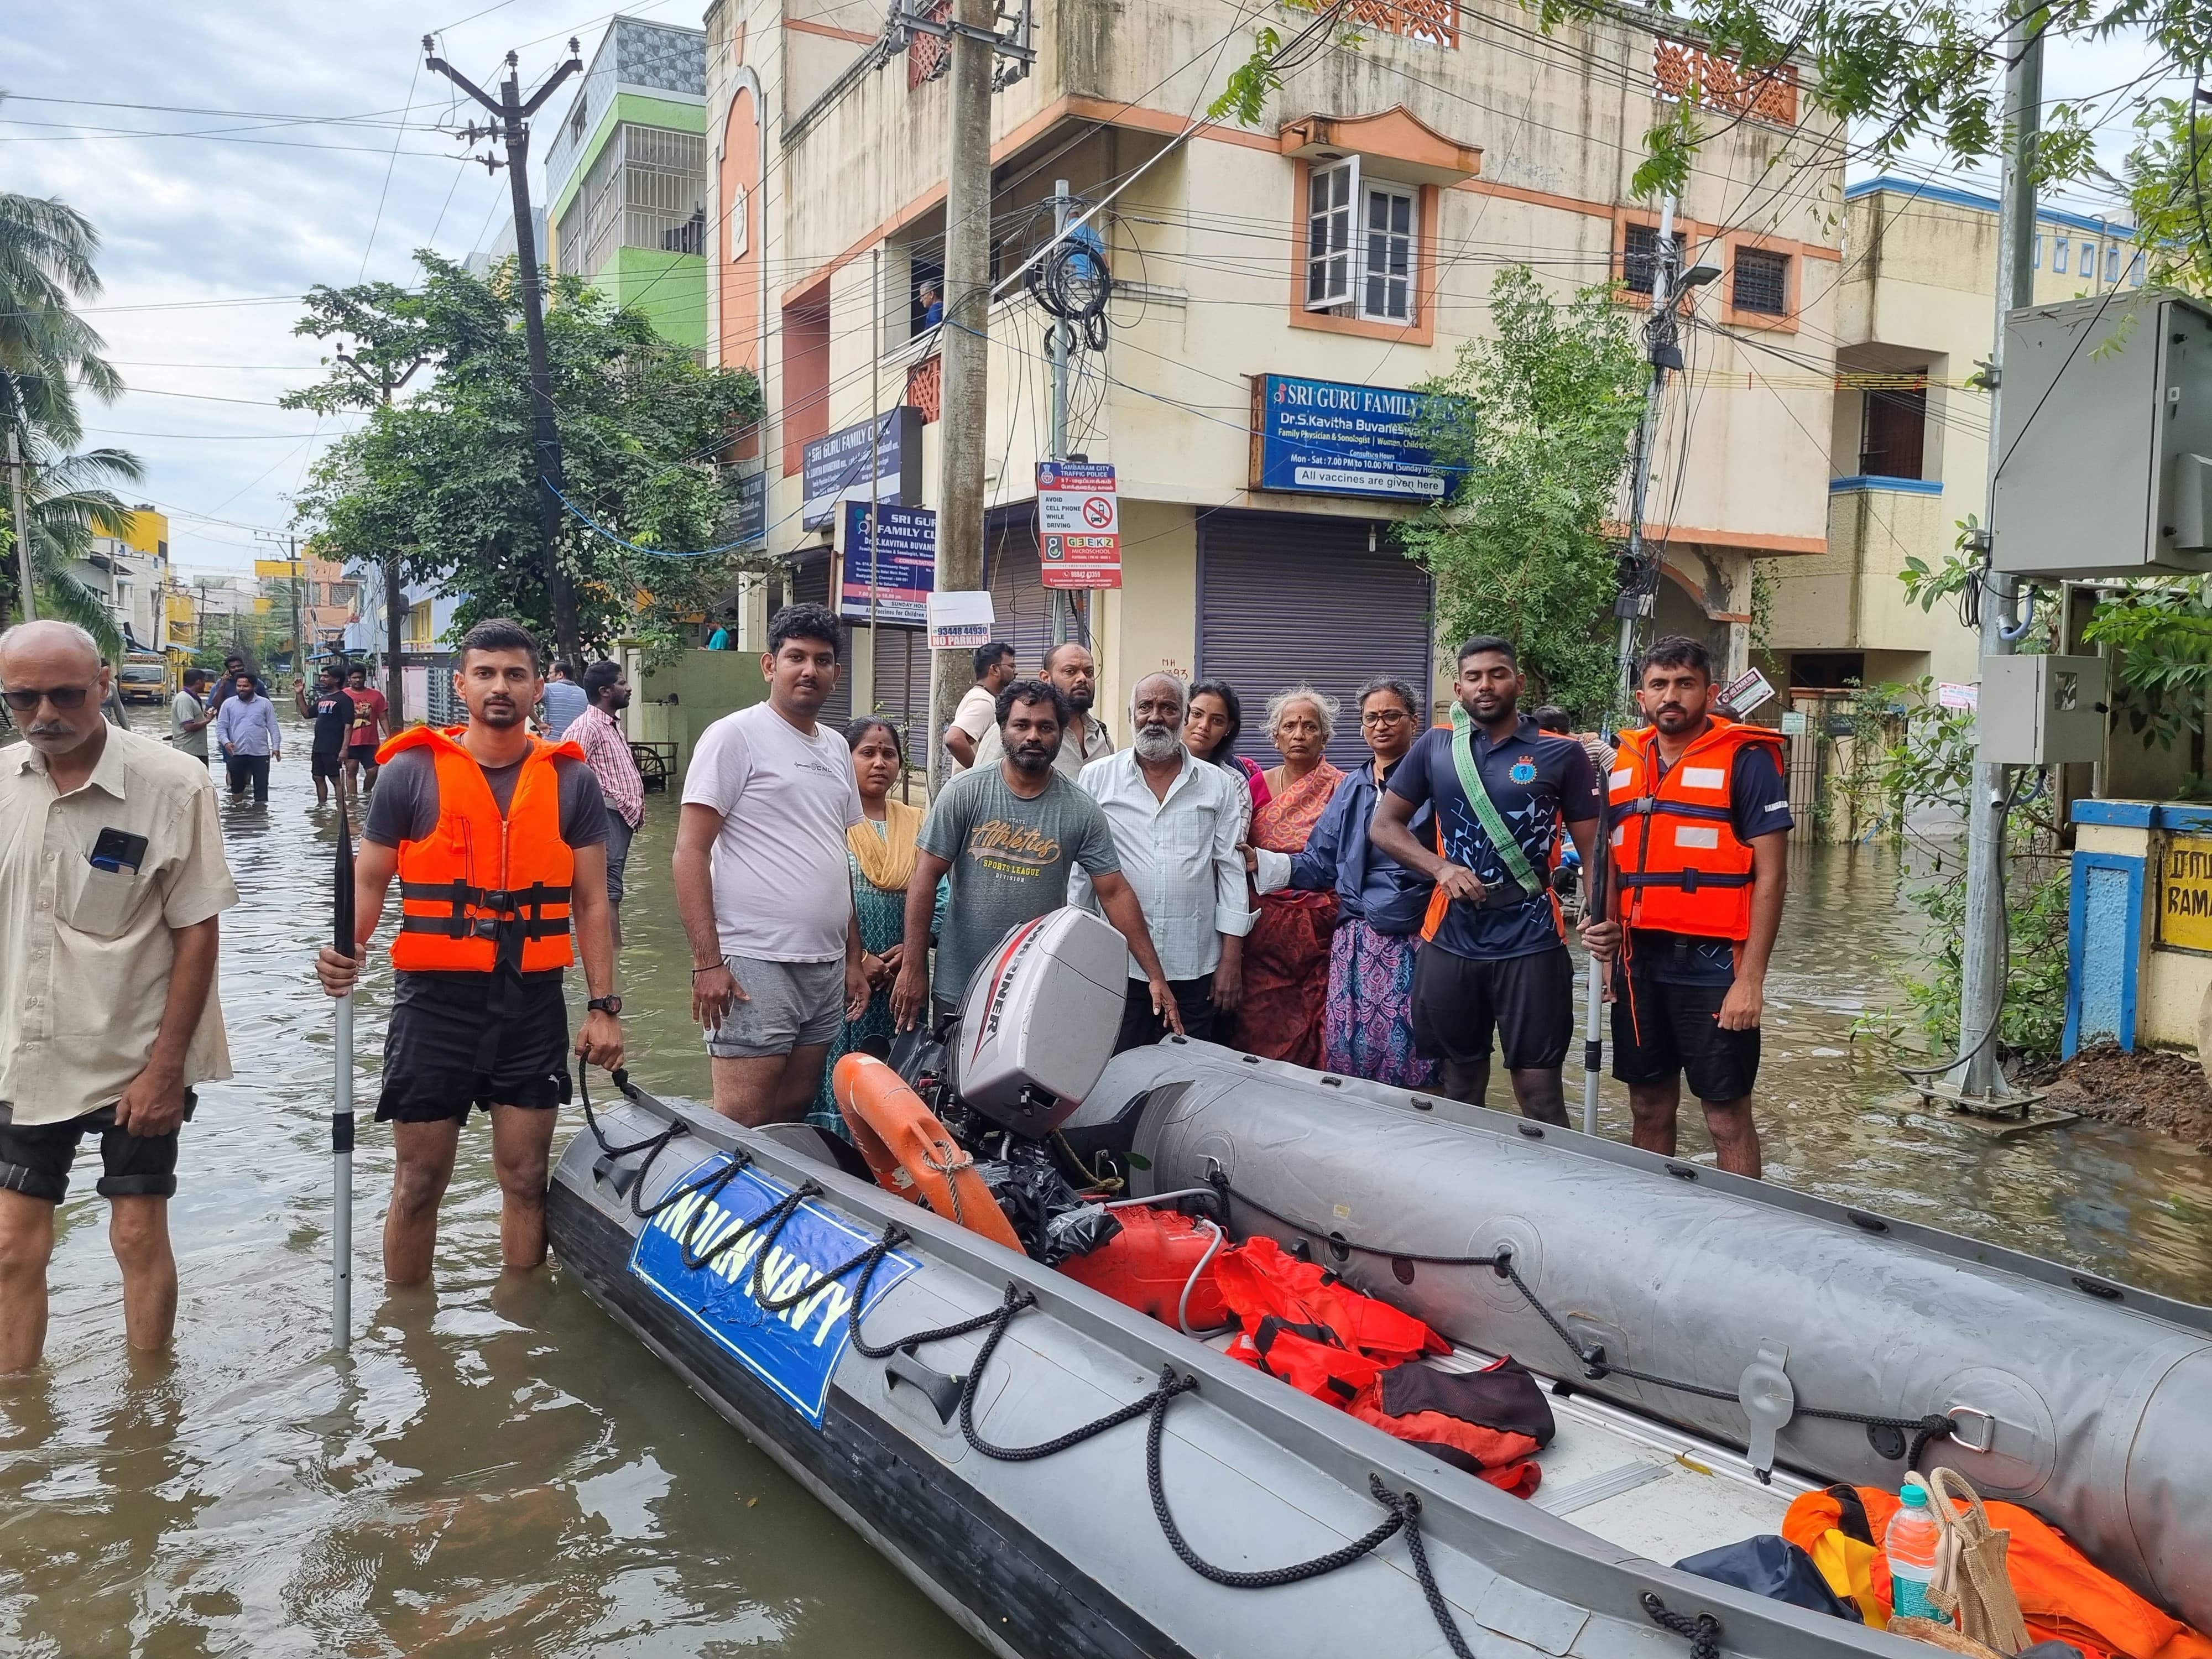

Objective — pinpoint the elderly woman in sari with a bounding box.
[1249,677,1436,1088]
[1227,686,1344,1066]
[813,717,943,1134]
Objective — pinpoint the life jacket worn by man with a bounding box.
[314,617,622,1287]
[1592,634,1792,1178]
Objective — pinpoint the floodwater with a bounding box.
[3,729,2209,1657]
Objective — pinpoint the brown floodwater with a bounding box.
[3,732,2207,1656]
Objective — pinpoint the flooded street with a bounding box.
[3,729,2209,1657]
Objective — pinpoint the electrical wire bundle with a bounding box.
[1025,216,1114,352]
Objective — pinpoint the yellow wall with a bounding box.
[119,509,168,561]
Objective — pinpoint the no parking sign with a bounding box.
[1037,462,1121,589]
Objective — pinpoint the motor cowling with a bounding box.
[947,907,1128,1138]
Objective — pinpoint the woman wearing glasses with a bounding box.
[1246,677,1436,1089]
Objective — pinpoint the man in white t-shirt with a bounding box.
[675,603,870,1125]
[944,639,1014,772]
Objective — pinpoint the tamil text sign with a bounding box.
[801,407,922,531]
[1037,462,1121,589]
[2161,836,2212,953]
[1250,373,1448,502]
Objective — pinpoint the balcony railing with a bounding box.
[1653,36,1798,127]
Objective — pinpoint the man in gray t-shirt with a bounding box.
[893,677,1182,1034]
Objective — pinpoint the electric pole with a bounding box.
[1947,12,2044,1107]
[259,530,305,677]
[424,36,585,673]
[1047,179,1072,647]
[1577,199,1721,1134]
[5,429,35,623]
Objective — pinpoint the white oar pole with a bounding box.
[333,992,354,1349]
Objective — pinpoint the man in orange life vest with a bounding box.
[1580,635,1793,1177]
[314,619,624,1284]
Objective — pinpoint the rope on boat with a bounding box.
[577,1069,1481,1659]
[1642,1593,1724,1659]
[1206,1171,1965,1478]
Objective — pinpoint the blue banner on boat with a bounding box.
[629,1155,920,1427]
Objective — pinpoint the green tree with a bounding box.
[0,184,123,448]
[1399,267,1648,716]
[0,438,142,652]
[290,253,766,660]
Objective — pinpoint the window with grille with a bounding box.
[1858,382,1927,480]
[1731,247,1789,315]
[1623,223,1687,296]
[1363,184,1416,321]
[1306,158,1358,310]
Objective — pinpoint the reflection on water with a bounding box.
[2,744,2207,1656]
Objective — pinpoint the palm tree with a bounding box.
[0,437,143,654]
[0,180,123,448]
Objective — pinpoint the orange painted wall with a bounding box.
[719,87,763,375]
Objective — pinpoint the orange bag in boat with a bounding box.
[1783,1485,2212,1659]
[1212,1235,1449,1365]
[832,1053,1023,1252]
[1349,1356,1554,1498]
[1056,1204,1229,1329]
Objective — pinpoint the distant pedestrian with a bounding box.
[313,618,623,1286]
[295,665,355,809]
[170,667,213,764]
[1371,637,1601,1124]
[1076,674,1250,1050]
[705,622,733,650]
[540,660,587,741]
[344,665,388,792]
[1532,702,1615,778]
[946,639,1015,773]
[572,661,644,950]
[973,641,1113,779]
[208,655,267,711]
[674,604,869,1126]
[0,620,238,1373]
[213,671,281,804]
[1183,677,1269,826]
[1227,686,1342,1066]
[919,278,944,328]
[1579,636,1793,1178]
[1250,676,1436,1089]
[895,677,1173,1032]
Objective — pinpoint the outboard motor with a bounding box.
[938,907,1128,1138]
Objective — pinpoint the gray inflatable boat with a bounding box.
[547,914,2211,1657]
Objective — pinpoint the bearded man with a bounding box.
[1071,672,1253,1050]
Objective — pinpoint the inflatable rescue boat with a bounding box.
[547,910,2212,1659]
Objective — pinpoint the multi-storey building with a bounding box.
[76,504,170,650]
[696,0,1845,758]
[1768,175,2145,697]
[544,15,712,352]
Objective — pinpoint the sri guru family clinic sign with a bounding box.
[1249,373,1449,503]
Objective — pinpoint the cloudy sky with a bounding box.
[3,3,2176,576]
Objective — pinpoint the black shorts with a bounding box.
[0,1095,197,1204]
[377,971,572,1123]
[346,743,378,767]
[1611,971,1760,1103]
[1410,943,1574,1071]
[311,748,345,780]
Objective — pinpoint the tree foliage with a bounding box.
[290,253,766,660]
[1399,267,1648,716]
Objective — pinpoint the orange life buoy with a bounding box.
[831,1054,1022,1251]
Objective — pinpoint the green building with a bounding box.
[543,15,708,352]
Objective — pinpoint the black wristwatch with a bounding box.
[587,995,623,1016]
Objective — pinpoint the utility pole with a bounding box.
[259,530,304,677]
[1947,13,2044,1107]
[1580,198,1719,1135]
[424,36,585,672]
[1048,179,1072,647]
[926,0,1000,794]
[5,429,34,623]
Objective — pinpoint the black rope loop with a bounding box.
[677,1172,816,1274]
[961,1296,1193,1463]
[1642,1593,1723,1659]
[576,1063,698,1219]
[847,1256,1024,1361]
[1368,1477,1475,1659]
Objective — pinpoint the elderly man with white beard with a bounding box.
[1072,672,1255,1051]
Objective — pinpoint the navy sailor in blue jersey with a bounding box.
[1369,636,1603,1123]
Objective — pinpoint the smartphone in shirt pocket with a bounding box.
[66,828,152,937]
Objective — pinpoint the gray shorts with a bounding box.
[603,807,636,905]
[705,956,845,1058]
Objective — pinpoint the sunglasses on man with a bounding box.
[2,685,95,713]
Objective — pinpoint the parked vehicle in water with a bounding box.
[118,653,170,705]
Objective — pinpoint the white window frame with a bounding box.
[2053,238,2067,274]
[728,181,749,262]
[1360,180,1418,323]
[1305,156,1359,311]
[2082,241,2095,276]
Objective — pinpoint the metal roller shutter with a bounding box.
[868,623,930,758]
[984,507,1055,675]
[788,558,853,728]
[1197,509,1434,773]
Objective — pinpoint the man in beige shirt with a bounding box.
[0,622,237,1373]
[972,640,1114,780]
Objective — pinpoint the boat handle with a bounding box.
[885,1345,966,1426]
[1947,1406,1997,1453]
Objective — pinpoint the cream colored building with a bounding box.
[1767,176,2145,697]
[705,0,1846,760]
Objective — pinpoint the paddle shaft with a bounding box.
[332,800,357,1352]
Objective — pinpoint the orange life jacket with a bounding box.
[1783,1485,2212,1659]
[1348,1355,1553,1497]
[378,724,583,974]
[1608,717,1785,942]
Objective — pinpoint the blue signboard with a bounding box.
[1250,373,1449,502]
[733,470,767,545]
[839,500,936,626]
[629,1154,921,1427]
[801,407,923,530]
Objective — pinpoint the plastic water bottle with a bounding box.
[1887,1477,1950,1624]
